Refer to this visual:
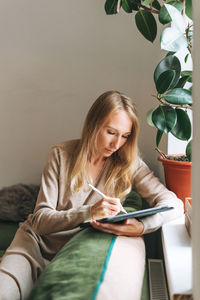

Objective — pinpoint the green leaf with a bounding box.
[171,109,192,141]
[164,88,192,105]
[186,140,192,161]
[131,0,140,10]
[166,51,176,57]
[142,0,152,5]
[158,2,183,25]
[185,0,192,20]
[159,5,171,24]
[181,70,192,77]
[154,55,181,90]
[146,108,156,127]
[175,76,190,88]
[122,0,133,13]
[152,0,161,10]
[181,70,192,82]
[155,69,175,94]
[152,105,177,133]
[135,10,157,42]
[105,0,120,14]
[184,53,189,63]
[156,129,164,147]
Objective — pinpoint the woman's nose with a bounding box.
[111,136,121,150]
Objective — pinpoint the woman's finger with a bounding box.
[90,219,144,237]
[103,197,126,214]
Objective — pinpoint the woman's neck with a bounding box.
[87,156,107,183]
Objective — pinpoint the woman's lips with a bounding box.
[105,148,114,154]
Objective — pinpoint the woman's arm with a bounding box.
[91,159,184,236]
[132,159,184,234]
[31,146,92,235]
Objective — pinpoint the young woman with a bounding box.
[0,91,184,300]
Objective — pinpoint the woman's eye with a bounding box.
[107,130,115,135]
[122,135,129,139]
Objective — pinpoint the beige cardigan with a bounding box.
[19,139,183,261]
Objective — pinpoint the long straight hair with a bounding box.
[70,90,140,200]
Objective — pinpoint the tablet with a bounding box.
[79,205,174,228]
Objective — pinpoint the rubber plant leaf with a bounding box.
[122,0,133,13]
[152,105,177,133]
[170,108,192,141]
[105,0,120,14]
[185,53,189,63]
[135,10,157,42]
[186,140,192,162]
[156,129,164,147]
[164,88,192,105]
[154,55,181,90]
[185,0,192,20]
[175,76,190,88]
[142,0,153,5]
[131,0,140,11]
[160,4,188,52]
[155,69,176,94]
[158,1,183,25]
[166,51,176,57]
[146,108,156,127]
[181,70,192,82]
[152,0,161,10]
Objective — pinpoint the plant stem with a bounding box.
[155,147,168,159]
[160,98,192,110]
[135,1,159,14]
[186,24,192,54]
[155,95,192,110]
[182,0,186,16]
[117,0,121,13]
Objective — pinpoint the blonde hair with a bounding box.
[70,90,140,200]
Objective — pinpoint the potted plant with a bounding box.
[104,0,193,205]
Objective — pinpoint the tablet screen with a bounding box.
[79,205,174,228]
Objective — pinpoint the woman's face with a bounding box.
[96,110,133,159]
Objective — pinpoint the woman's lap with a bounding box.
[0,228,46,300]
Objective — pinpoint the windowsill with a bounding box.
[161,215,192,299]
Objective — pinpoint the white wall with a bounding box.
[0,0,164,188]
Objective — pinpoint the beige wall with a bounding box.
[0,0,165,188]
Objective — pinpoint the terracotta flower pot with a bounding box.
[158,156,192,208]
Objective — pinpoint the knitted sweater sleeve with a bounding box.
[31,146,91,235]
[132,159,184,234]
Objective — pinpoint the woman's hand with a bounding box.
[91,197,123,220]
[90,218,144,237]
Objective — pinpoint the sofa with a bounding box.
[0,184,163,299]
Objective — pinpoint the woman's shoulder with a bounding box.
[49,139,81,160]
[53,139,80,151]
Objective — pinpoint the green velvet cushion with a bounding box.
[29,228,117,300]
[0,221,19,250]
[0,250,5,257]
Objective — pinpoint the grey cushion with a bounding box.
[0,184,40,222]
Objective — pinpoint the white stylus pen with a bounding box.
[88,183,127,214]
